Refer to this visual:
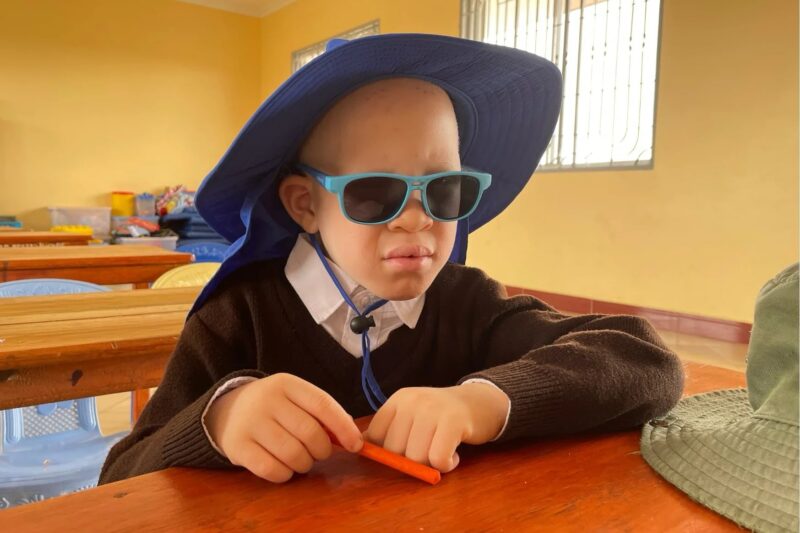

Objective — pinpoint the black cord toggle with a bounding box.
[350,314,376,334]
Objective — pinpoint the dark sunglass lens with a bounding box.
[427,175,480,220]
[343,177,407,223]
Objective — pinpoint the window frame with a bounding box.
[460,0,663,172]
[291,20,381,73]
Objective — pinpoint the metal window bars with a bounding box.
[292,20,381,73]
[461,0,662,170]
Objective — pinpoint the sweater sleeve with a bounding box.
[98,291,267,484]
[456,272,685,442]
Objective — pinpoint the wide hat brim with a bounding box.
[196,33,561,251]
[641,389,799,533]
[189,33,562,313]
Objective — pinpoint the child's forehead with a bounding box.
[323,78,453,123]
[299,77,461,173]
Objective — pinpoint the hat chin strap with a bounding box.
[310,233,388,411]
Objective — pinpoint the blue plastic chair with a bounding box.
[0,279,128,509]
[176,241,229,263]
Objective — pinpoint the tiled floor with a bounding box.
[656,329,749,372]
[94,330,749,436]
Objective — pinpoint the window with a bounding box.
[461,0,662,170]
[292,20,381,73]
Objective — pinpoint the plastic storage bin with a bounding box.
[135,194,156,216]
[48,207,111,240]
[114,236,178,251]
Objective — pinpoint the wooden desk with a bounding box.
[0,231,91,247]
[0,245,192,287]
[1,363,745,531]
[0,287,200,410]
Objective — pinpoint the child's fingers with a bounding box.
[382,411,414,456]
[233,439,294,483]
[404,416,437,465]
[251,419,315,474]
[273,400,333,461]
[364,403,396,446]
[283,377,362,452]
[428,420,463,472]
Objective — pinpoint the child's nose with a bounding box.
[388,191,432,232]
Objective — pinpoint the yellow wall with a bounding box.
[259,0,459,97]
[467,0,798,322]
[0,0,261,229]
[2,0,796,322]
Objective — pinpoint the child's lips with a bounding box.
[383,256,433,271]
[383,245,434,271]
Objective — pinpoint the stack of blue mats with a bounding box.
[160,207,229,247]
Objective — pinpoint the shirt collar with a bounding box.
[285,234,425,328]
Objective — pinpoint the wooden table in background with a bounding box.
[0,245,192,288]
[0,246,193,417]
[0,231,91,247]
[0,362,746,531]
[0,287,200,417]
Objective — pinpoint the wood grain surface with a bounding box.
[0,245,193,284]
[0,231,91,247]
[0,362,747,532]
[0,287,199,408]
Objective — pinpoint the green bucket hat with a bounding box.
[641,263,799,533]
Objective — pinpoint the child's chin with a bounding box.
[371,274,436,301]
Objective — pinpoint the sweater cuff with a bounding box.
[459,360,567,442]
[202,376,261,456]
[459,378,511,441]
[162,369,267,469]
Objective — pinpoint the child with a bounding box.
[100,34,684,484]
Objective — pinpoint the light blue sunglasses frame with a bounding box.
[295,163,492,225]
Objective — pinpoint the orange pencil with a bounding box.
[325,429,441,485]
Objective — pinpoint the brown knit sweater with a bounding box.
[99,259,684,484]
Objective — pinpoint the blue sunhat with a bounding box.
[191,33,562,312]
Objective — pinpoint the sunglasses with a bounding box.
[295,163,492,225]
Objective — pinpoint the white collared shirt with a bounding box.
[285,233,426,356]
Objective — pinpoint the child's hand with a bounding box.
[364,383,510,473]
[205,373,363,483]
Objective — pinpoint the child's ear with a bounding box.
[278,174,319,233]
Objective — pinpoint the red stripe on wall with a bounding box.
[506,286,752,344]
